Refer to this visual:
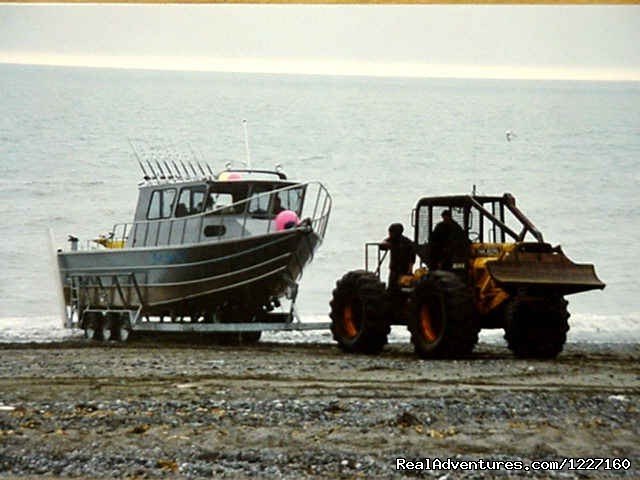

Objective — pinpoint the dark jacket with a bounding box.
[431,219,466,245]
[429,219,468,269]
[381,235,416,275]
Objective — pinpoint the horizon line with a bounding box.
[2,54,640,82]
[2,0,640,4]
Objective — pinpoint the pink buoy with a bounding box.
[275,210,300,231]
[218,171,242,181]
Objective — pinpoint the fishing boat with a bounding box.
[54,144,332,342]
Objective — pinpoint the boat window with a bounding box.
[205,183,249,215]
[147,188,176,220]
[207,187,245,214]
[416,205,431,244]
[203,225,226,237]
[176,185,207,218]
[162,190,176,218]
[276,186,304,215]
[207,193,235,214]
[248,185,272,216]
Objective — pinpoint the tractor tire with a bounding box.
[504,296,570,359]
[408,270,478,358]
[330,270,390,354]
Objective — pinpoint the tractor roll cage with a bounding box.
[413,193,544,245]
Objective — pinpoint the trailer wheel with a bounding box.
[112,314,132,343]
[330,270,390,354]
[82,313,100,341]
[99,316,113,342]
[83,327,94,340]
[408,271,478,358]
[504,296,569,358]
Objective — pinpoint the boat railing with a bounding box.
[109,181,332,249]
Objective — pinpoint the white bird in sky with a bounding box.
[505,130,517,142]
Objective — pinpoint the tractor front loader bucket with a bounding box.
[486,243,605,296]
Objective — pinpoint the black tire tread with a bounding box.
[408,270,478,358]
[504,296,570,358]
[329,270,390,354]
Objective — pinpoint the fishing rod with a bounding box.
[171,159,183,179]
[128,139,151,181]
[179,159,191,179]
[163,160,174,180]
[194,146,215,177]
[154,157,166,180]
[196,161,207,177]
[145,158,158,182]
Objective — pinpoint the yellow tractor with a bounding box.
[329,193,605,358]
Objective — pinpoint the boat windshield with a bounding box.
[205,183,250,215]
[247,184,305,218]
[275,185,304,215]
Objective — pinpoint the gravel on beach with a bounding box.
[0,339,638,479]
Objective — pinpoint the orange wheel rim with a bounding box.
[343,304,358,339]
[420,305,438,343]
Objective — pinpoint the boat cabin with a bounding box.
[122,173,308,248]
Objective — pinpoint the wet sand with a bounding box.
[0,339,638,478]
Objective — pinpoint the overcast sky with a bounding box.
[1,5,639,80]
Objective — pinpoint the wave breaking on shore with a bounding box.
[0,313,638,344]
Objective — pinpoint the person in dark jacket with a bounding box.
[429,209,468,270]
[380,223,416,291]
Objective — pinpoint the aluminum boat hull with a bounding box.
[58,227,320,317]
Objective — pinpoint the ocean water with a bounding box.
[1,63,639,343]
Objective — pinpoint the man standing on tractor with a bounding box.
[380,223,416,292]
[429,210,468,270]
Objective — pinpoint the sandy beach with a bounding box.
[0,339,638,479]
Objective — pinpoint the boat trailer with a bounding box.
[64,271,329,342]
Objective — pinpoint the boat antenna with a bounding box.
[128,139,150,181]
[242,119,252,170]
[471,144,478,197]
